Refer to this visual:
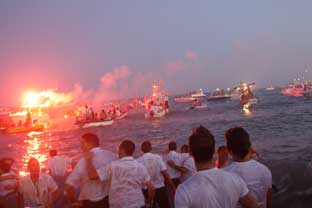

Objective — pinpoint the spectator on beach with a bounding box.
[175,126,258,208]
[0,158,18,208]
[167,144,196,183]
[137,141,175,208]
[87,140,155,208]
[65,133,117,208]
[163,141,182,187]
[224,127,272,208]
[45,149,73,208]
[18,157,59,208]
[216,146,230,169]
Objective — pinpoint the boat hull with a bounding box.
[145,110,167,119]
[2,124,44,134]
[207,96,231,101]
[81,120,114,128]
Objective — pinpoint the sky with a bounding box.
[1,0,312,106]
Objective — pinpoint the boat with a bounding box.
[114,112,128,120]
[191,89,206,98]
[144,82,169,119]
[189,104,208,110]
[207,89,231,101]
[174,97,196,102]
[266,86,275,91]
[281,83,306,96]
[80,120,114,128]
[1,124,44,134]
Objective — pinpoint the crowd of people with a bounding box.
[76,105,126,123]
[0,125,272,208]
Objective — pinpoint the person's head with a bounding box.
[49,149,57,158]
[0,158,14,174]
[168,141,177,151]
[225,127,251,160]
[189,126,215,165]
[28,157,40,175]
[141,141,152,153]
[80,133,100,152]
[119,140,135,158]
[180,144,189,153]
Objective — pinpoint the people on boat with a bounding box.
[136,141,175,208]
[99,109,108,121]
[24,111,32,127]
[224,127,272,208]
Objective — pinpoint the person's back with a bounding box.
[176,168,249,208]
[47,155,71,177]
[109,158,149,207]
[224,160,271,207]
[137,152,164,187]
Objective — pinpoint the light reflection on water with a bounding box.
[19,132,50,176]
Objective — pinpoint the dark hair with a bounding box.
[180,144,189,153]
[81,133,100,147]
[28,157,39,168]
[120,140,135,156]
[0,158,14,173]
[189,126,215,163]
[225,127,251,159]
[168,141,177,151]
[49,149,57,157]
[141,141,152,153]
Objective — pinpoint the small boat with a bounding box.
[247,98,259,105]
[1,124,44,134]
[80,120,114,128]
[207,89,231,101]
[266,86,275,91]
[145,110,166,119]
[174,97,196,102]
[191,89,206,98]
[114,112,128,120]
[189,104,208,110]
[281,83,305,96]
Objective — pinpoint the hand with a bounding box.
[167,160,176,168]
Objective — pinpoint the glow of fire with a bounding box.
[22,89,73,108]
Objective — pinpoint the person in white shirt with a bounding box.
[163,141,182,186]
[167,144,196,183]
[65,133,117,208]
[86,139,155,208]
[18,157,59,208]
[45,149,73,208]
[0,158,18,208]
[175,126,258,208]
[223,127,272,208]
[136,141,175,208]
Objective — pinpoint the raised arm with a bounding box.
[167,160,189,173]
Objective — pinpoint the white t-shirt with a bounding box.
[163,151,182,179]
[66,147,117,202]
[19,173,58,207]
[46,155,72,177]
[179,154,196,183]
[97,156,150,208]
[136,152,167,189]
[0,172,17,197]
[223,160,272,208]
[175,168,249,208]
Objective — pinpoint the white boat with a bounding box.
[281,83,306,96]
[145,109,167,119]
[174,97,196,102]
[247,98,258,105]
[81,120,114,128]
[189,104,208,110]
[207,89,231,101]
[115,112,128,120]
[266,86,275,91]
[191,89,206,98]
